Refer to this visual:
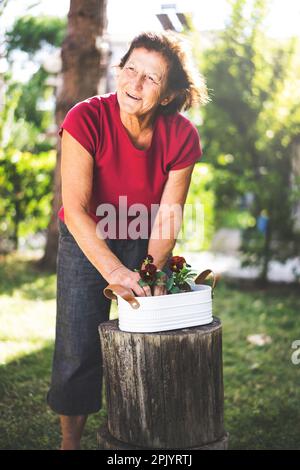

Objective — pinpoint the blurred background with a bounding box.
[0,0,300,450]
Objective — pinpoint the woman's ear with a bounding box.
[160,92,177,107]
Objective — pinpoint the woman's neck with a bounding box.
[120,109,157,137]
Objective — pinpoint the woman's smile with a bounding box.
[125,91,142,101]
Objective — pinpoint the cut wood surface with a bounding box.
[99,318,226,449]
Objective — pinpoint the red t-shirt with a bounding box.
[58,92,202,239]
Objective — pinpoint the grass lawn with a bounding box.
[0,252,299,450]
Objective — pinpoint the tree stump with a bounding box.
[98,318,228,450]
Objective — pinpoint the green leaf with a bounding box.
[180,267,190,274]
[155,271,166,279]
[186,273,197,279]
[170,286,181,294]
[166,277,174,291]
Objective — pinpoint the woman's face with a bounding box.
[116,47,171,119]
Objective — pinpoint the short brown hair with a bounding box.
[118,31,209,115]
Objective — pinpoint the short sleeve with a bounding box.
[168,121,202,171]
[58,98,100,157]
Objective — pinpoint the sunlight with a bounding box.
[0,296,56,365]
[2,0,300,38]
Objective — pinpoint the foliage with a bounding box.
[4,15,66,148]
[14,67,54,142]
[0,147,55,248]
[0,82,55,251]
[177,162,216,252]
[5,15,66,57]
[0,13,65,250]
[0,253,300,449]
[198,0,300,280]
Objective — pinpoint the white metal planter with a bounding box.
[103,270,216,333]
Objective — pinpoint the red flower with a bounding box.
[145,254,154,263]
[168,256,186,273]
[144,263,157,274]
[140,263,157,282]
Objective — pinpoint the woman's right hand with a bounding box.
[106,265,152,297]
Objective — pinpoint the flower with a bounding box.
[135,254,197,295]
[140,263,157,283]
[144,254,154,264]
[134,255,168,294]
[145,263,157,275]
[166,255,197,294]
[168,256,186,273]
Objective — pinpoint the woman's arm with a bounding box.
[61,130,150,296]
[147,163,195,293]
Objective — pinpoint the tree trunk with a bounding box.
[98,318,228,450]
[39,0,109,271]
[260,220,271,284]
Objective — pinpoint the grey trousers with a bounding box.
[47,218,171,415]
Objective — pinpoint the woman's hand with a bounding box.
[106,265,152,297]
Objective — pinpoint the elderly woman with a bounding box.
[47,31,208,449]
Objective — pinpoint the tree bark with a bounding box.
[39,0,109,270]
[99,318,227,449]
[260,219,272,285]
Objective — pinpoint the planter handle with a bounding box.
[103,284,140,309]
[194,269,219,298]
